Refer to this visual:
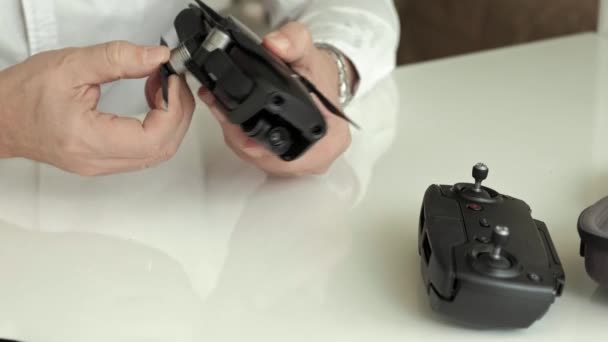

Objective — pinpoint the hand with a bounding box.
[198,22,352,177]
[0,41,194,176]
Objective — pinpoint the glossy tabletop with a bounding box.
[1,33,608,342]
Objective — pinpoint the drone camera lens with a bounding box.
[269,128,287,146]
[266,126,292,154]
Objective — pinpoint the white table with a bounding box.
[1,32,607,342]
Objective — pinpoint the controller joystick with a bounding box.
[489,225,509,260]
[472,163,489,192]
[476,226,512,270]
[454,163,498,202]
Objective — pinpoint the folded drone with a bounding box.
[159,0,358,161]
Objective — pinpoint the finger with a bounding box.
[222,128,273,162]
[87,75,189,159]
[262,22,313,67]
[145,70,161,109]
[198,87,213,103]
[71,41,170,85]
[142,74,190,145]
[80,85,102,109]
[203,101,272,160]
[198,87,228,123]
[85,113,150,158]
[198,88,272,159]
[68,156,166,176]
[171,76,196,146]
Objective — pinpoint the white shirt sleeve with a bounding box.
[264,0,400,98]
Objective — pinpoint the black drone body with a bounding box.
[160,1,356,161]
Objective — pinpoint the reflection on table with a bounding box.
[0,74,399,342]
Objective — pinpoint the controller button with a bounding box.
[480,218,490,228]
[528,273,542,283]
[467,203,483,211]
[476,236,490,244]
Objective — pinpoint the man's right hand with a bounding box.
[0,41,195,176]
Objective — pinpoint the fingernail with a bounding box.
[144,46,170,65]
[266,32,290,51]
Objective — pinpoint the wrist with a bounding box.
[344,57,360,96]
[314,42,358,108]
[0,68,17,158]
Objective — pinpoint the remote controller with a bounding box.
[418,163,565,328]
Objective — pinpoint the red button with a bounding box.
[467,203,483,211]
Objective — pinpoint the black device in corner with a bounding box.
[418,163,565,329]
[578,196,608,287]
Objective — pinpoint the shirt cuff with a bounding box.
[299,7,399,98]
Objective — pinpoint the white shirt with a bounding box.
[0,4,400,339]
[0,57,400,342]
[1,0,399,114]
[0,0,400,229]
[0,1,402,229]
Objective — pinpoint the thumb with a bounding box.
[71,41,170,85]
[263,22,313,66]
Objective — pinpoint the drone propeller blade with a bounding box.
[194,0,224,26]
[159,65,170,109]
[295,74,360,129]
[159,38,171,108]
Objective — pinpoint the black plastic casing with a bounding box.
[219,33,327,160]
[172,6,327,161]
[578,197,608,287]
[418,184,565,328]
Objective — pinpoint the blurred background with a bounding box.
[394,0,599,65]
[233,0,600,66]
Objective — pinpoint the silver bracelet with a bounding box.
[314,42,354,108]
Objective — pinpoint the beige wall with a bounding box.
[599,0,608,35]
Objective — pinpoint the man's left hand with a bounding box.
[198,22,352,177]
